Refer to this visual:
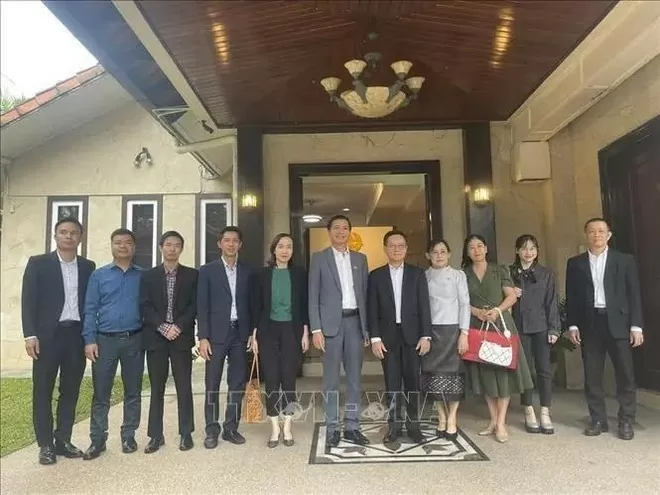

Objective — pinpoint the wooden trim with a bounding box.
[45,195,89,257]
[121,194,163,267]
[194,193,232,268]
[260,121,465,135]
[288,160,442,267]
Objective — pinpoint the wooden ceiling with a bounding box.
[139,1,614,127]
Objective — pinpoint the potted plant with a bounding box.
[551,297,577,387]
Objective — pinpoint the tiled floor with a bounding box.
[1,365,659,494]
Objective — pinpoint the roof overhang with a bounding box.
[0,71,133,159]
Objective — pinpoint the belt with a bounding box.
[230,320,239,328]
[594,307,607,316]
[98,329,142,338]
[58,320,81,328]
[342,309,359,318]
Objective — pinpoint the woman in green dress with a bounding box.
[461,234,534,443]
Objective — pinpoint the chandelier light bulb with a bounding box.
[344,59,367,78]
[391,60,413,78]
[320,77,341,94]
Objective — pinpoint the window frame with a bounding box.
[46,196,89,256]
[196,194,232,267]
[121,195,163,269]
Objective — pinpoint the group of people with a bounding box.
[21,213,644,466]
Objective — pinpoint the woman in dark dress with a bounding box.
[510,234,560,434]
[462,234,534,443]
[250,233,309,447]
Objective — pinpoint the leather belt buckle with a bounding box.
[594,307,607,316]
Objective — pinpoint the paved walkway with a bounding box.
[2,365,659,494]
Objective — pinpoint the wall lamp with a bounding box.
[240,193,258,208]
[473,187,492,206]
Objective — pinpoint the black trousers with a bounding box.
[32,323,86,447]
[582,311,636,422]
[520,332,553,407]
[259,320,301,417]
[90,331,144,445]
[381,327,421,431]
[204,327,247,436]
[146,346,194,439]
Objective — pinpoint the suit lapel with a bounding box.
[348,251,361,292]
[217,260,231,294]
[158,265,168,305]
[384,266,395,307]
[74,256,85,310]
[326,248,342,290]
[603,250,617,300]
[578,252,593,286]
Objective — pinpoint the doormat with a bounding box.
[308,421,489,465]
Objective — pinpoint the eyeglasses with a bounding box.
[57,230,81,238]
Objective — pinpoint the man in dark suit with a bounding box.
[21,217,96,465]
[566,217,644,440]
[140,231,198,453]
[368,230,431,445]
[197,226,252,448]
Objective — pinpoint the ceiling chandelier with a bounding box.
[319,43,425,119]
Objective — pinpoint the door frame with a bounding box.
[599,114,660,391]
[288,160,442,267]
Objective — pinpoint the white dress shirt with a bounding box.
[389,263,404,324]
[332,247,357,310]
[570,248,642,333]
[426,266,471,330]
[58,252,80,322]
[223,257,238,321]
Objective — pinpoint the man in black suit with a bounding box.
[566,218,644,440]
[140,231,198,453]
[368,230,431,445]
[197,226,252,448]
[21,217,96,465]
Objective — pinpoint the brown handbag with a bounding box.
[241,352,264,423]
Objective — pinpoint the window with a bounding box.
[198,197,231,266]
[123,198,161,269]
[47,197,88,255]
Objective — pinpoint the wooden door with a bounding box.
[600,116,660,391]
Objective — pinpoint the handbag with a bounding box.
[241,352,265,423]
[462,307,519,370]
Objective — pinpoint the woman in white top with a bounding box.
[421,239,471,440]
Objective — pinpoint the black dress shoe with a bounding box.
[618,421,634,440]
[222,430,246,445]
[204,434,218,449]
[407,428,425,444]
[383,428,400,445]
[82,443,106,461]
[54,441,83,458]
[584,421,609,436]
[121,438,138,453]
[38,446,57,465]
[326,431,341,448]
[435,429,446,438]
[344,429,370,445]
[143,437,165,454]
[179,434,194,451]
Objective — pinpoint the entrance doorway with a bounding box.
[600,115,660,391]
[289,160,442,372]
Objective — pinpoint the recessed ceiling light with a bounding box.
[342,207,350,211]
[302,214,322,224]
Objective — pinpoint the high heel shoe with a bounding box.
[524,406,540,434]
[495,426,509,443]
[478,424,496,436]
[540,407,554,435]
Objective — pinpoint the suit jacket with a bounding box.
[367,263,432,347]
[140,264,198,351]
[21,251,96,342]
[197,259,252,344]
[308,247,368,338]
[251,265,309,342]
[566,249,643,339]
[510,263,560,336]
